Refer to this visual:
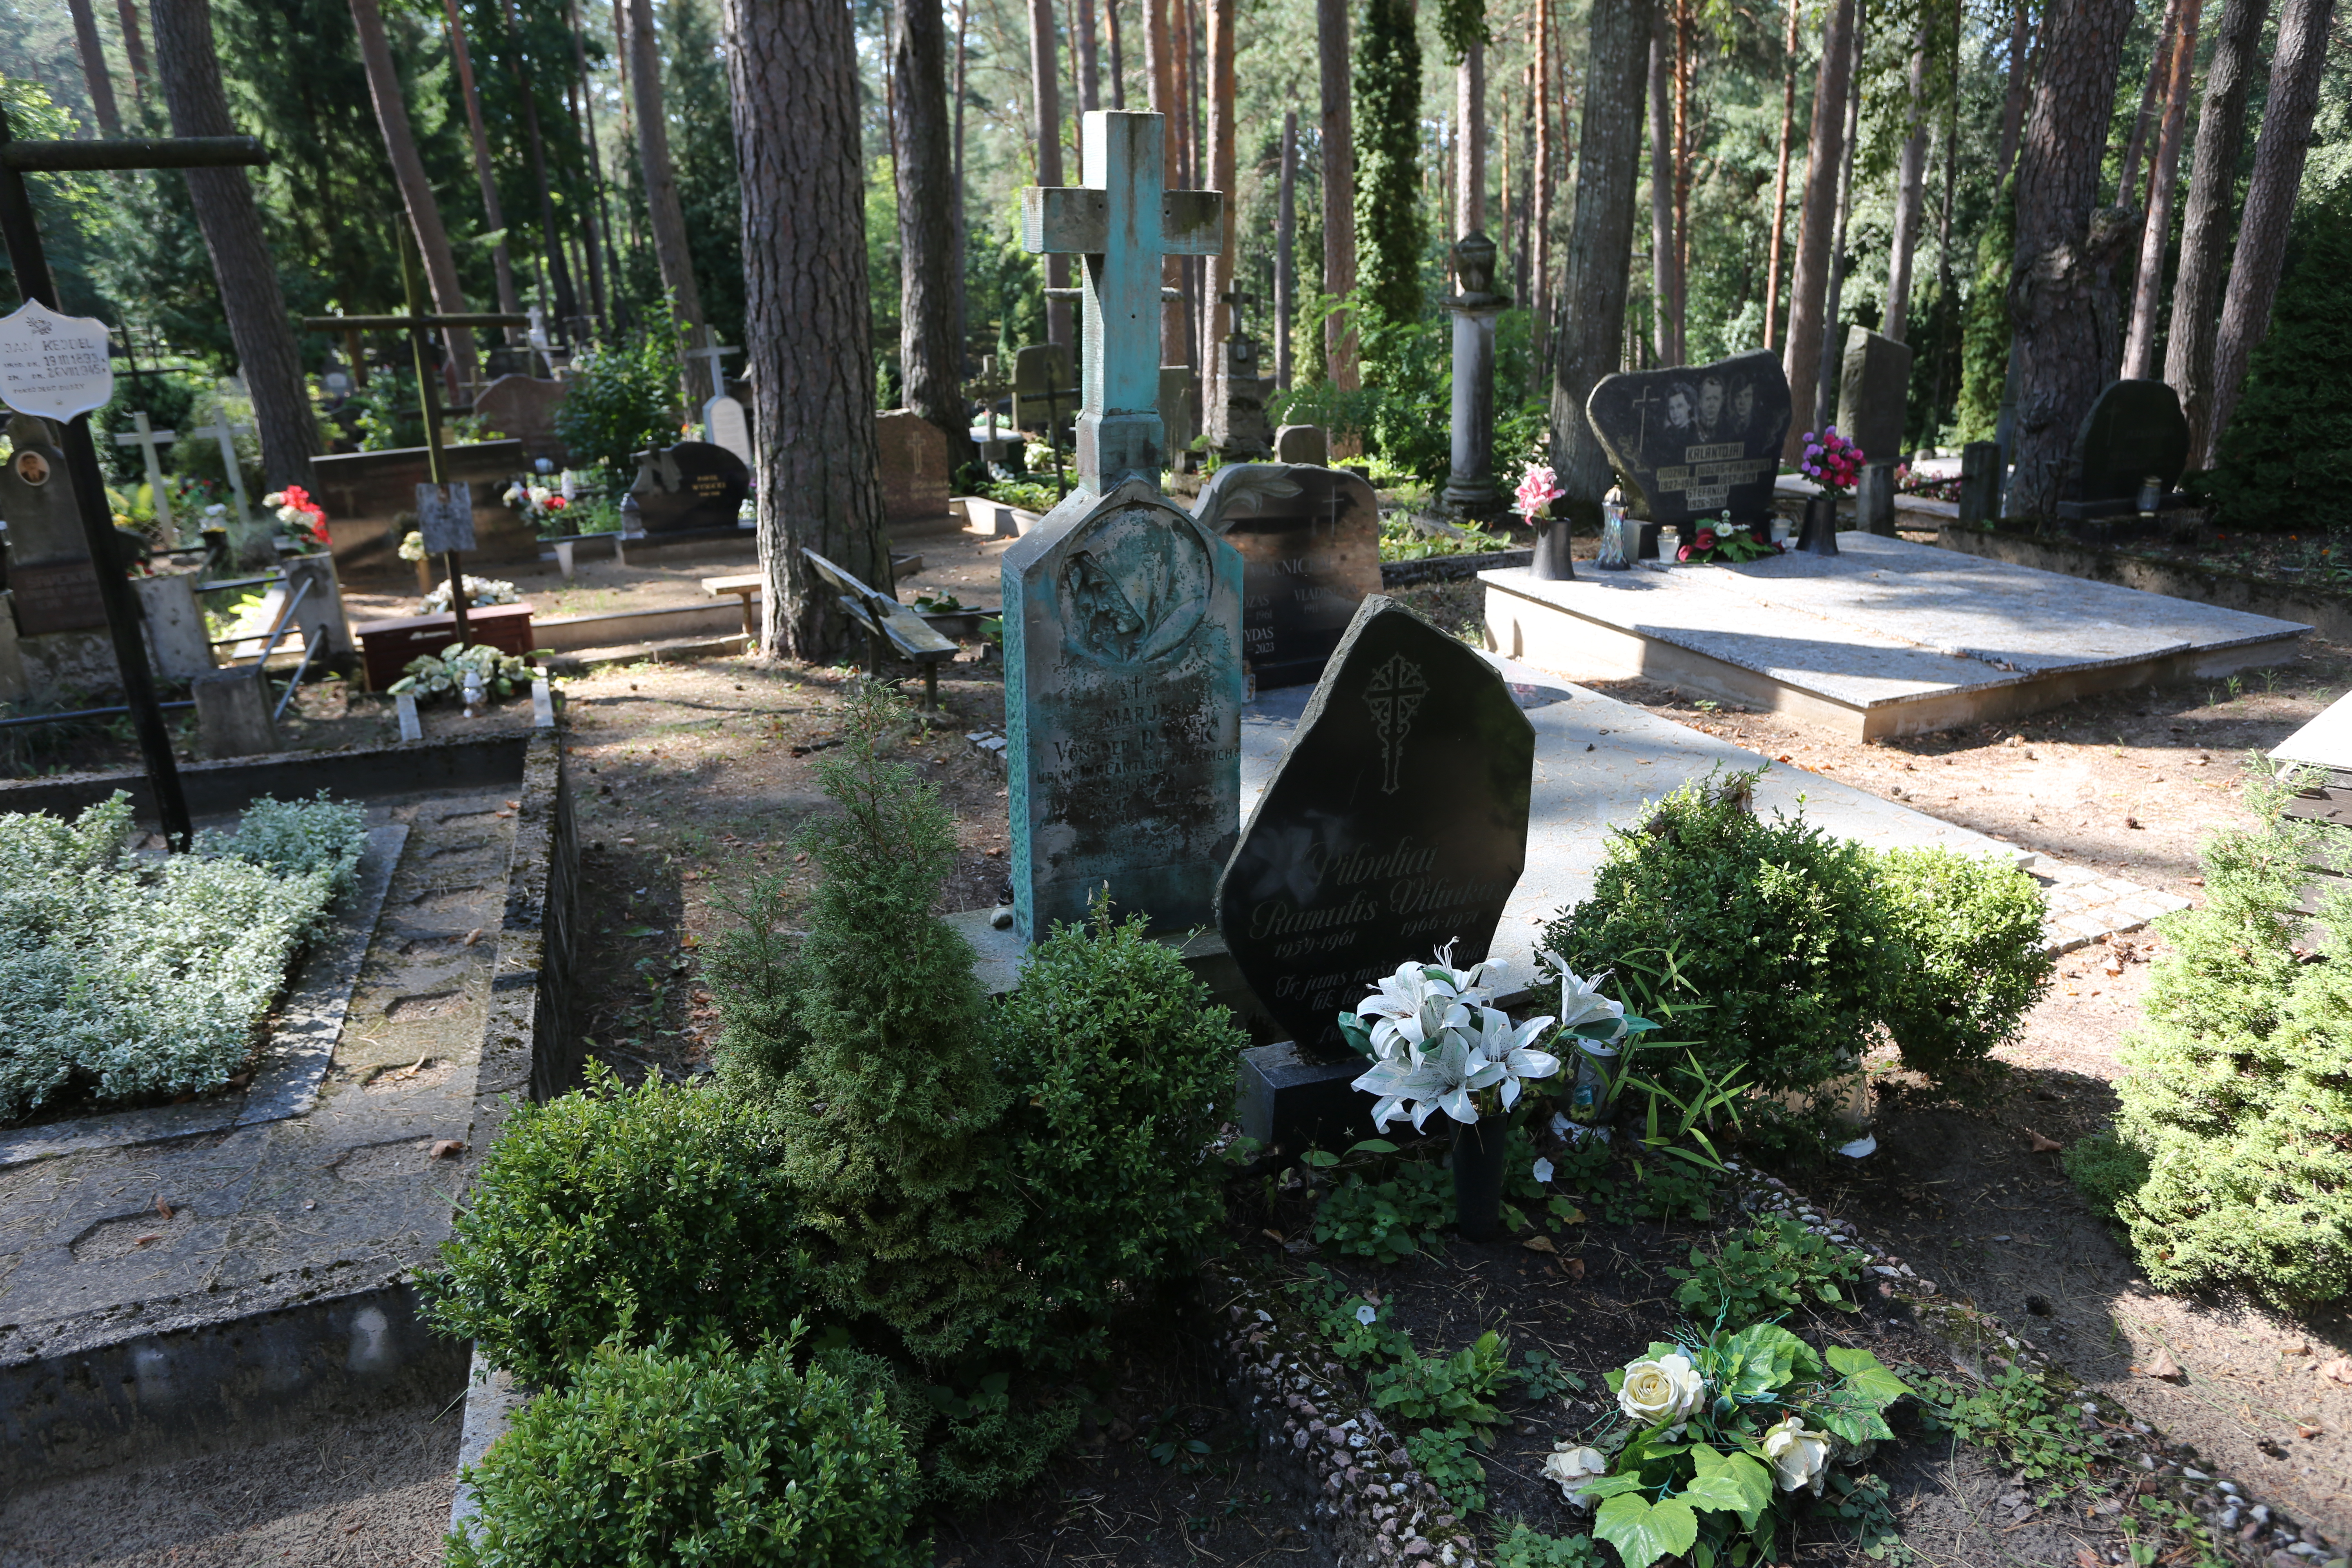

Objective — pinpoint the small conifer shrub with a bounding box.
[1875,846,2054,1082]
[2107,768,2352,1306]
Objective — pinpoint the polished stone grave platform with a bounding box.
[1480,532,2308,740]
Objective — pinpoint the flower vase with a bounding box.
[1528,506,1576,581]
[1796,492,1841,556]
[1452,1116,1510,1241]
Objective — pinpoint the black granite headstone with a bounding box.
[2067,379,2190,513]
[0,414,105,635]
[1192,463,1383,688]
[1584,348,1793,527]
[1216,596,1534,1058]
[627,440,750,535]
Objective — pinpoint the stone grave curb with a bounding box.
[1936,523,2352,644]
[1379,549,1532,588]
[0,728,579,1486]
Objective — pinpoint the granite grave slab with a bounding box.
[625,440,750,535]
[1585,348,1792,528]
[1192,462,1382,688]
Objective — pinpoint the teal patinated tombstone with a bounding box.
[1004,109,1240,938]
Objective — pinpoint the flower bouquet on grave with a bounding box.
[1514,463,1568,521]
[502,477,572,536]
[421,575,521,613]
[262,485,331,551]
[1515,464,1577,580]
[387,640,536,706]
[1541,1324,1915,1568]
[1677,510,1784,566]
[1797,428,1865,494]
[1335,944,1561,1241]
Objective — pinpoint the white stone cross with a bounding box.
[112,410,179,547]
[1022,110,1222,490]
[684,336,739,403]
[184,416,253,531]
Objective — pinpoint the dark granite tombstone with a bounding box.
[1013,343,1077,432]
[0,414,105,635]
[2061,379,2192,521]
[1585,348,1792,530]
[626,440,751,535]
[1217,595,1535,1059]
[1834,326,1913,467]
[1192,463,1383,688]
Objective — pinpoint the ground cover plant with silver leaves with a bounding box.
[0,792,368,1120]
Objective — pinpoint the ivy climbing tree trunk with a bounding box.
[2163,0,2269,468]
[1548,0,1653,524]
[2205,0,2338,456]
[724,0,891,658]
[892,0,972,472]
[2004,0,2137,519]
[1353,0,1423,349]
[350,0,481,392]
[149,0,319,491]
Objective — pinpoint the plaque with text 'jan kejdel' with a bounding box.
[1584,347,1793,526]
[1216,597,1534,1058]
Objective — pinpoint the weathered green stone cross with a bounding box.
[1022,110,1222,491]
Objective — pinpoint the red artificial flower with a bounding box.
[1694,529,1717,550]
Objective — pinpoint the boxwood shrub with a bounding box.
[447,1334,924,1568]
[1875,844,2054,1082]
[422,1065,803,1388]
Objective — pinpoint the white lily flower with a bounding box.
[1466,1005,1561,1110]
[1537,949,1626,1038]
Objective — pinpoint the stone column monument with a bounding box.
[1440,233,1509,517]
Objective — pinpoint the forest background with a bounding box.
[0,0,2347,519]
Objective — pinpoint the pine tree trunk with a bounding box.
[1995,0,2031,183]
[953,0,971,367]
[1529,0,1550,369]
[1316,0,1357,390]
[2116,0,2180,203]
[1205,0,1235,380]
[66,0,122,137]
[441,0,524,324]
[724,0,891,658]
[567,0,621,335]
[1815,15,1862,432]
[1105,0,1123,107]
[894,0,971,470]
[1276,109,1296,388]
[2206,0,2337,454]
[497,0,581,331]
[1646,20,1674,363]
[2004,0,2138,519]
[1780,0,1854,458]
[2163,0,2268,466]
[1454,40,1483,236]
[1762,0,1799,350]
[1074,0,1099,109]
[1672,0,1691,361]
[1884,15,1933,344]
[2120,0,2200,378]
[626,0,706,334]
[1028,0,1072,347]
[1548,0,1654,520]
[1146,0,1184,367]
[115,0,149,100]
[150,0,319,490]
[350,0,481,392]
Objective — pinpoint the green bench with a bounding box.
[800,548,961,711]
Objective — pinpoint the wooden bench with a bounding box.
[702,572,764,637]
[799,549,960,710]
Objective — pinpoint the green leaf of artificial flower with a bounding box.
[1595,1494,1699,1568]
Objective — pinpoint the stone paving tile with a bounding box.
[2031,860,2191,954]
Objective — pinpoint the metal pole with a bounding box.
[399,234,470,646]
[0,109,195,849]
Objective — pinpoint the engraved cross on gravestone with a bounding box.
[1003,110,1241,938]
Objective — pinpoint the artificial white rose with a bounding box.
[1762,1415,1833,1494]
[1616,1352,1704,1427]
[1541,1444,1610,1509]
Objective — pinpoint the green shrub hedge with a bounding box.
[1875,845,2054,1082]
[422,1065,802,1388]
[447,1334,924,1568]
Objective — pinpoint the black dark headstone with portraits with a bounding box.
[1216,596,1534,1058]
[1584,348,1793,527]
[1192,463,1383,688]
[2062,379,2192,520]
[627,440,751,535]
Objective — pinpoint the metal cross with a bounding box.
[1022,110,1221,491]
[111,410,178,547]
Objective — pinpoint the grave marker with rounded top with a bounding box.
[1586,349,1793,538]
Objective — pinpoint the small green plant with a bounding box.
[1821,1471,1913,1561]
[552,314,688,474]
[421,1064,801,1389]
[1366,1330,1514,1438]
[1407,1423,1490,1514]
[1668,1218,1866,1326]
[1494,1524,1607,1568]
[1919,1365,2109,1494]
[2062,1128,2152,1218]
[1516,1350,1585,1401]
[1311,1153,1453,1261]
[1141,1404,1213,1471]
[445,1332,924,1568]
